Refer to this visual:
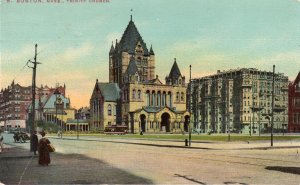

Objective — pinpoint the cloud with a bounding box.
[156,37,300,82]
[1,44,46,87]
[52,43,94,63]
[249,51,300,80]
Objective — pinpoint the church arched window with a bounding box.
[108,104,112,116]
[132,89,136,99]
[138,90,141,100]
[146,91,150,106]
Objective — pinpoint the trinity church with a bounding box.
[90,16,189,133]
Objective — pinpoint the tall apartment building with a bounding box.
[0,81,31,130]
[288,72,300,132]
[190,68,289,134]
[0,81,65,130]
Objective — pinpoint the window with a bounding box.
[162,92,166,106]
[152,92,156,106]
[157,92,161,107]
[294,98,300,107]
[108,104,112,116]
[176,92,179,102]
[145,91,150,106]
[138,90,141,100]
[132,90,136,99]
[181,92,184,101]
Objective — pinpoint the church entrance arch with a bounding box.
[184,115,190,132]
[140,114,146,132]
[161,113,170,132]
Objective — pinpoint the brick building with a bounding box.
[0,81,65,130]
[288,71,300,132]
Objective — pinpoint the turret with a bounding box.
[165,58,185,86]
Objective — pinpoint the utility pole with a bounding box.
[29,44,40,152]
[29,44,41,132]
[189,65,192,147]
[271,65,275,147]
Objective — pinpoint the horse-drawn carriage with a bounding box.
[13,132,30,143]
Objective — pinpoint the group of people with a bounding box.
[0,131,4,153]
[0,130,52,165]
[30,131,52,166]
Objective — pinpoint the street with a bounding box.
[1,133,300,184]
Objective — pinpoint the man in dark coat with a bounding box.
[30,131,38,155]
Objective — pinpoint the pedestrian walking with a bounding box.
[0,131,4,153]
[38,131,51,166]
[30,130,38,155]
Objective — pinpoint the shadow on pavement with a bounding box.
[265,166,300,175]
[0,146,153,184]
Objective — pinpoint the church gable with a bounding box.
[134,41,144,55]
[144,75,163,85]
[124,59,141,83]
[91,80,104,101]
[98,82,121,102]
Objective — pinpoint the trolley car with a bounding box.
[104,125,128,135]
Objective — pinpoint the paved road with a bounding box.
[1,133,300,184]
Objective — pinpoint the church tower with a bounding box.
[109,16,155,87]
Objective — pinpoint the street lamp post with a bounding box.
[61,105,63,139]
[227,114,231,142]
[76,111,79,140]
[54,89,60,138]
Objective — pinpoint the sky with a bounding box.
[1,0,300,109]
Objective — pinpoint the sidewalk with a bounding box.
[0,145,153,184]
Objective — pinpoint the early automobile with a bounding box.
[13,132,30,143]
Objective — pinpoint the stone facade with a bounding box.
[90,17,188,133]
[190,68,289,134]
[90,82,121,132]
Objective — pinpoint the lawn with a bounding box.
[53,133,300,142]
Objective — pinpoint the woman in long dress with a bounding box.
[38,131,51,166]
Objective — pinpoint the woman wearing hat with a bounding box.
[38,131,51,166]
